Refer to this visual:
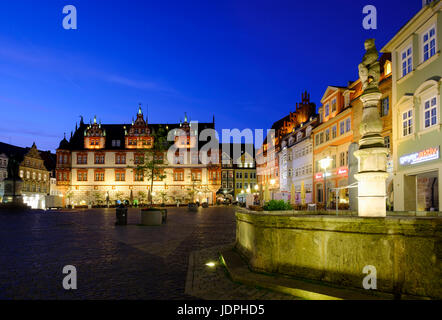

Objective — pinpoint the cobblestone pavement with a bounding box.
[0,206,237,299]
[185,245,300,300]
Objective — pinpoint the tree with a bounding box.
[92,191,104,205]
[65,191,74,207]
[158,190,168,205]
[137,191,147,204]
[114,191,125,203]
[134,126,169,205]
[187,180,201,203]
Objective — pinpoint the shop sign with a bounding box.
[336,167,348,175]
[315,172,331,180]
[399,146,440,166]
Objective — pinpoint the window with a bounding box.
[331,98,337,112]
[134,153,144,164]
[77,153,87,164]
[115,170,126,181]
[340,121,345,135]
[112,140,121,147]
[384,61,392,75]
[381,97,389,117]
[422,25,436,62]
[346,118,351,132]
[319,132,324,144]
[134,170,144,181]
[332,126,337,139]
[236,172,242,179]
[173,170,184,181]
[315,134,320,146]
[325,104,329,117]
[209,171,219,180]
[95,153,105,164]
[297,132,303,141]
[94,170,105,181]
[401,46,412,77]
[384,136,390,149]
[340,152,345,166]
[424,96,438,128]
[77,170,88,181]
[115,153,126,164]
[325,129,330,142]
[191,170,202,181]
[402,110,413,137]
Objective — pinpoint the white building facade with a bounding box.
[279,118,317,205]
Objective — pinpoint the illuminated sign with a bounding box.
[400,146,440,166]
[336,167,348,175]
[315,172,331,180]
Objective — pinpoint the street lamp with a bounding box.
[319,156,333,210]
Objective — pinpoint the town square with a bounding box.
[0,0,441,306]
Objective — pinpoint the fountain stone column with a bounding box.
[353,39,389,217]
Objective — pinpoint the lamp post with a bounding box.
[319,157,332,210]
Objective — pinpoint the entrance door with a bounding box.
[316,183,323,204]
[416,171,439,211]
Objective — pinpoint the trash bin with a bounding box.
[115,205,128,225]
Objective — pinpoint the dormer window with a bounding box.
[297,132,303,141]
[384,61,392,75]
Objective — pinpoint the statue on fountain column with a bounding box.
[358,39,380,93]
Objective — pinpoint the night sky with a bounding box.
[0,0,420,152]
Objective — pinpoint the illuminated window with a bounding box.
[384,61,392,75]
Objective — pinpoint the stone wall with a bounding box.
[235,210,442,299]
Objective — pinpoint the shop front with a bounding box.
[313,166,349,206]
[396,146,440,212]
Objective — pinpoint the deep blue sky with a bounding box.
[0,0,420,151]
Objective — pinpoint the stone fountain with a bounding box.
[354,39,389,217]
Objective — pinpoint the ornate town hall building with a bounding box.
[56,106,221,206]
